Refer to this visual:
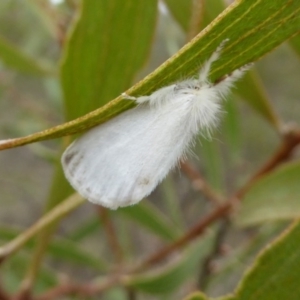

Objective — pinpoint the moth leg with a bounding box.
[121,92,137,101]
[213,63,253,95]
[198,39,229,83]
[121,93,150,104]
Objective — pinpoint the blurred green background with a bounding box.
[0,0,300,299]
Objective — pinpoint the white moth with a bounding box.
[62,40,251,209]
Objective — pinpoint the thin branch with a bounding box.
[34,275,121,300]
[34,201,233,300]
[0,282,10,300]
[132,201,232,272]
[28,127,300,300]
[125,287,137,300]
[197,217,230,289]
[97,207,123,264]
[12,288,32,300]
[195,127,300,288]
[126,126,300,272]
[15,228,56,300]
[180,160,223,205]
[236,127,300,198]
[0,194,84,264]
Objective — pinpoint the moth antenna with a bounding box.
[214,63,253,96]
[198,39,230,83]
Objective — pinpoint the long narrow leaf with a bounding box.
[0,35,54,76]
[1,0,299,149]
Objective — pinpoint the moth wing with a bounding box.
[62,99,193,209]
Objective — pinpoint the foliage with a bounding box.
[0,0,300,299]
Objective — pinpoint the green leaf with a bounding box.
[69,217,102,241]
[207,0,281,128]
[0,226,106,271]
[24,1,158,284]
[217,296,235,300]
[235,161,300,227]
[185,292,209,300]
[126,235,213,294]
[236,70,280,128]
[197,137,224,191]
[1,0,300,149]
[204,0,280,128]
[70,201,178,242]
[3,254,57,294]
[225,221,300,300]
[172,0,281,129]
[164,0,193,31]
[223,96,241,159]
[183,291,208,300]
[117,201,178,241]
[206,223,287,296]
[61,0,158,120]
[102,287,128,300]
[160,176,185,230]
[0,35,54,76]
[47,238,107,271]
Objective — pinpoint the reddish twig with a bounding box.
[197,217,230,289]
[236,128,300,198]
[133,201,232,272]
[34,202,232,300]
[180,160,223,205]
[0,283,10,300]
[12,288,31,300]
[97,207,123,263]
[194,127,300,288]
[33,127,300,300]
[35,283,98,300]
[34,276,120,300]
[134,127,300,274]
